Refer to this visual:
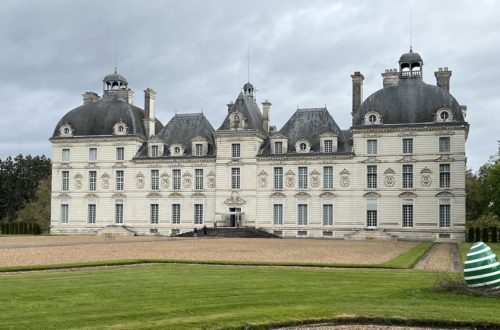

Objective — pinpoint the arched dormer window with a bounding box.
[411,63,421,77]
[364,111,381,125]
[435,108,453,123]
[295,138,311,153]
[113,121,128,135]
[60,124,73,137]
[170,144,184,156]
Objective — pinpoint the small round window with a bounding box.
[117,125,124,132]
[368,114,377,123]
[440,111,449,121]
[174,146,180,154]
[299,143,307,151]
[63,127,70,134]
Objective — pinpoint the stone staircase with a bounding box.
[98,225,136,237]
[344,228,396,240]
[177,227,278,238]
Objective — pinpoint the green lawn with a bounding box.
[459,243,500,262]
[0,264,499,329]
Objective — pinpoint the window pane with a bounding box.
[231,168,240,189]
[273,204,283,225]
[173,169,181,190]
[298,204,308,225]
[402,165,413,188]
[274,167,283,190]
[89,171,97,191]
[116,147,124,161]
[194,204,203,224]
[367,140,377,155]
[367,165,377,189]
[439,164,450,188]
[62,149,70,162]
[150,204,159,224]
[61,204,68,223]
[403,204,413,227]
[195,169,203,190]
[195,144,203,156]
[232,144,240,158]
[88,204,96,224]
[439,137,450,153]
[115,204,123,224]
[274,141,283,154]
[151,170,159,191]
[62,171,69,191]
[323,166,333,189]
[89,148,97,161]
[403,138,413,154]
[172,204,181,224]
[298,167,308,189]
[323,204,333,226]
[116,170,124,190]
[439,204,451,227]
[324,140,333,153]
[151,145,159,157]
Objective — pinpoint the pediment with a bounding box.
[57,193,71,199]
[420,167,432,174]
[147,192,162,198]
[435,191,455,198]
[294,192,311,198]
[84,193,99,199]
[384,168,395,175]
[191,192,206,198]
[399,191,417,198]
[191,135,207,142]
[269,191,286,198]
[224,196,246,205]
[285,169,295,176]
[319,192,336,198]
[169,192,183,198]
[320,131,337,138]
[270,133,287,140]
[112,193,126,198]
[363,192,381,198]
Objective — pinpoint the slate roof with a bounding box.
[218,91,266,134]
[352,78,465,127]
[103,72,128,84]
[51,96,163,139]
[399,50,423,64]
[156,113,215,156]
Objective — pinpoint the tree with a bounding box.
[465,169,487,221]
[482,156,500,218]
[14,178,51,231]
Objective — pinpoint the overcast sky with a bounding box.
[0,0,498,171]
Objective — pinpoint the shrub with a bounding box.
[467,227,475,242]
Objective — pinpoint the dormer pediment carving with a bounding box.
[363,192,381,198]
[319,192,336,198]
[399,191,417,198]
[294,192,311,198]
[169,192,183,198]
[269,191,286,198]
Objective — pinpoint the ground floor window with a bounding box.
[115,202,123,224]
[150,204,159,224]
[194,204,203,225]
[60,204,68,223]
[298,204,308,226]
[172,204,180,224]
[273,204,283,225]
[366,198,377,228]
[88,204,96,224]
[402,199,413,228]
[439,199,451,228]
[323,204,333,226]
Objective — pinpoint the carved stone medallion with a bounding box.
[384,175,395,187]
[340,176,350,188]
[421,175,432,187]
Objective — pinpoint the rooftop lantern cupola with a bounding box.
[103,69,129,95]
[243,82,254,98]
[398,47,423,79]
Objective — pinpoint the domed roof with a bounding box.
[353,79,465,126]
[103,71,128,84]
[399,50,423,64]
[243,82,254,90]
[52,96,162,138]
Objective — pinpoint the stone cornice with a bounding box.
[133,158,216,165]
[215,130,266,140]
[258,153,354,161]
[351,124,468,134]
[50,136,144,144]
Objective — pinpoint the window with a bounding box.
[115,202,123,224]
[402,138,413,154]
[116,147,124,161]
[367,165,377,189]
[173,146,181,154]
[274,167,283,190]
[299,142,307,151]
[439,164,450,188]
[195,144,203,156]
[367,139,377,155]
[298,167,308,189]
[440,111,450,121]
[298,204,308,226]
[439,137,450,153]
[194,204,203,224]
[231,168,240,189]
[402,199,413,227]
[61,204,69,223]
[89,148,97,162]
[88,204,96,224]
[323,204,333,226]
[368,114,377,123]
[173,169,181,190]
[150,204,159,224]
[89,171,97,191]
[273,204,283,225]
[323,166,333,189]
[274,141,283,154]
[116,170,124,190]
[231,143,240,158]
[324,140,333,153]
[402,165,413,189]
[172,204,181,224]
[366,199,377,228]
[117,125,124,133]
[62,149,70,162]
[61,171,69,191]
[151,145,159,157]
[195,169,203,190]
[151,170,159,191]
[439,199,451,228]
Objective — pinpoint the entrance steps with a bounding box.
[344,228,396,240]
[177,227,278,238]
[98,225,136,237]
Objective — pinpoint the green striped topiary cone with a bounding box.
[464,241,500,289]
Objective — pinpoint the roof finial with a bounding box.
[247,43,250,83]
[114,40,118,73]
[409,8,413,53]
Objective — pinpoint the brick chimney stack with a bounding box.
[144,88,156,139]
[82,92,100,104]
[381,69,399,88]
[351,72,364,122]
[435,67,452,93]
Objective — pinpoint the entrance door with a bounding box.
[229,208,241,227]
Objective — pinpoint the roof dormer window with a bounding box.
[364,111,381,125]
[436,108,453,123]
[60,124,73,137]
[113,121,128,135]
[295,139,311,153]
[170,144,184,156]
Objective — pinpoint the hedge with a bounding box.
[0,222,42,235]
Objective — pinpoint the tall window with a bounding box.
[62,148,70,162]
[151,145,159,157]
[323,204,333,226]
[173,169,181,190]
[403,138,413,154]
[402,199,413,227]
[274,141,283,154]
[116,147,124,161]
[61,171,69,191]
[439,164,450,188]
[195,144,203,156]
[273,204,283,225]
[115,202,123,224]
[274,167,283,190]
[150,203,159,224]
[231,143,240,158]
[323,166,333,189]
[89,148,97,162]
[231,168,240,189]
[439,199,451,228]
[367,139,377,155]
[439,137,450,153]
[172,204,181,224]
[402,165,413,189]
[298,204,308,226]
[366,199,377,228]
[88,204,96,224]
[324,140,333,153]
[89,171,97,191]
[194,204,203,224]
[298,167,308,189]
[195,169,203,190]
[61,204,69,223]
[367,165,377,189]
[151,170,159,191]
[116,170,124,190]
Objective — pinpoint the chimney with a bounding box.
[351,71,364,121]
[82,92,100,104]
[116,89,134,104]
[261,99,271,132]
[460,105,467,118]
[434,67,452,93]
[227,101,234,113]
[144,88,156,139]
[381,69,399,88]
